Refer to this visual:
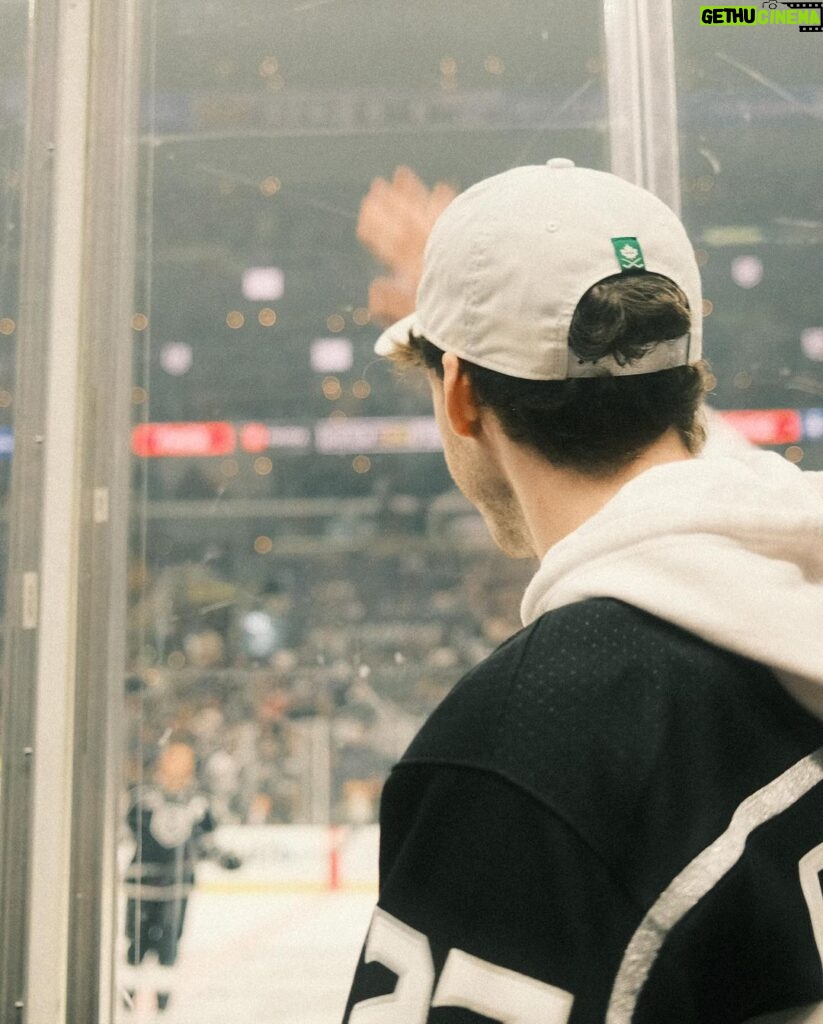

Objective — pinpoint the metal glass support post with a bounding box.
[22,0,93,1019]
[0,0,76,1017]
[0,0,139,1020]
[65,1,140,1021]
[603,0,682,212]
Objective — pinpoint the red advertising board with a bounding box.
[131,422,237,457]
[718,409,803,445]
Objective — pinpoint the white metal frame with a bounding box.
[605,0,682,210]
[0,0,139,1021]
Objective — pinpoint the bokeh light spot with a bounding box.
[260,176,282,196]
[800,327,823,362]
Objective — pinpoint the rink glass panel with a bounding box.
[0,1,24,790]
[120,0,609,1018]
[0,0,25,1000]
[674,0,823,467]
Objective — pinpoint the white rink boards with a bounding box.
[116,825,378,1023]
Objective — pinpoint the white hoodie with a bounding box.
[520,445,823,719]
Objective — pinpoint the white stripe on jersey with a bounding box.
[606,748,823,1024]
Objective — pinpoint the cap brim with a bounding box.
[374,312,418,356]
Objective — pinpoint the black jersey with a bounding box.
[343,599,823,1023]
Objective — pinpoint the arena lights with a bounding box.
[242,266,285,302]
[160,341,193,376]
[311,337,353,373]
[801,327,823,362]
[730,255,764,289]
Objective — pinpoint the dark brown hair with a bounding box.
[393,273,710,476]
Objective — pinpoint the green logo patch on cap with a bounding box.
[612,237,646,273]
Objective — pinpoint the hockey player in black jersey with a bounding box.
[344,160,823,1023]
[123,735,240,1014]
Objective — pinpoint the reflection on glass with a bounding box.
[120,1,607,1017]
[675,0,823,465]
[0,0,26,834]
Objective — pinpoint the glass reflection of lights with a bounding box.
[730,255,764,290]
[253,456,273,475]
[352,455,372,474]
[801,328,823,362]
[260,176,282,196]
[242,266,284,302]
[226,310,245,329]
[311,337,353,373]
[159,341,193,376]
[258,307,277,327]
[131,313,149,331]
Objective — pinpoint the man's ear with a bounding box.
[441,352,482,438]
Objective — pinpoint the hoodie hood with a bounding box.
[521,451,823,717]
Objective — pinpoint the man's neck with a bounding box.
[493,425,695,558]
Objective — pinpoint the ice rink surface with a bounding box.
[117,887,376,1024]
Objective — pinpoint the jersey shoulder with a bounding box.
[401,598,823,889]
[403,596,795,768]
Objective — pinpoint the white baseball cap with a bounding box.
[374,158,703,380]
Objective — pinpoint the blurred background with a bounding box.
[1,0,822,1021]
